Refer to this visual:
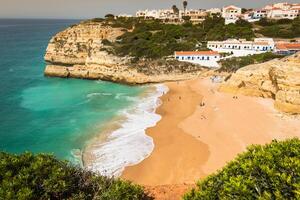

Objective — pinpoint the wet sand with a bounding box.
[121,77,300,186]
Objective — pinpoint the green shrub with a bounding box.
[111,16,254,59]
[0,152,146,200]
[183,138,300,200]
[256,17,300,38]
[218,52,284,72]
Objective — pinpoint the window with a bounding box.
[176,56,179,59]
[207,56,210,60]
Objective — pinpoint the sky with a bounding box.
[0,0,298,19]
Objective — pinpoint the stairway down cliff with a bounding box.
[219,53,300,114]
[44,21,206,84]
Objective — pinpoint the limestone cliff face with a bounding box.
[44,21,204,84]
[219,53,300,114]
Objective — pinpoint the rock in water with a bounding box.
[219,53,300,114]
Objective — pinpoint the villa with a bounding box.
[136,9,210,24]
[175,51,221,68]
[264,2,300,19]
[185,9,208,23]
[222,5,242,24]
[207,38,275,57]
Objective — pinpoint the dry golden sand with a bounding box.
[121,77,300,188]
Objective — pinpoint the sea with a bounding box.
[0,19,166,176]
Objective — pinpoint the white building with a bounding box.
[136,8,209,24]
[264,2,300,19]
[185,9,208,23]
[252,9,268,19]
[175,51,221,68]
[136,9,181,22]
[117,14,133,18]
[207,38,275,57]
[222,5,242,24]
[207,8,222,15]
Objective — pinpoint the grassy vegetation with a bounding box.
[183,138,300,200]
[101,16,255,59]
[218,52,284,72]
[84,16,300,61]
[255,17,300,38]
[0,152,147,200]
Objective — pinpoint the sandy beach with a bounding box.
[121,77,300,186]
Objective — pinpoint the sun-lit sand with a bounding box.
[121,77,300,186]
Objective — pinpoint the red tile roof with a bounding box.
[276,43,300,50]
[175,51,220,56]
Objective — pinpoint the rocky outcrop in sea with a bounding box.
[44,20,206,84]
[219,53,300,114]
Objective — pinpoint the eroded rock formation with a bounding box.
[219,53,300,114]
[44,21,205,84]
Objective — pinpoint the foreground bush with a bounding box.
[0,152,146,200]
[184,138,300,200]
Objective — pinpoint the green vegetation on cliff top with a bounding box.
[255,17,300,39]
[218,52,284,72]
[95,15,255,59]
[93,16,300,60]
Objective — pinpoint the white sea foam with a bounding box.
[85,84,168,177]
[86,92,113,98]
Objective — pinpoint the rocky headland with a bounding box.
[44,20,206,84]
[219,52,300,114]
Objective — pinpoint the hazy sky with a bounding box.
[0,0,298,19]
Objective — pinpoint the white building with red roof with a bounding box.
[174,51,221,67]
[222,5,242,24]
[275,42,300,55]
[264,2,300,19]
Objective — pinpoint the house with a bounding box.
[117,14,133,18]
[264,2,300,19]
[207,8,222,15]
[175,51,221,68]
[207,38,275,57]
[275,43,300,55]
[136,9,159,19]
[185,9,208,24]
[136,9,181,23]
[252,9,268,19]
[222,5,242,24]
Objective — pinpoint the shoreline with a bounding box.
[121,77,300,186]
[82,84,168,177]
[122,79,210,185]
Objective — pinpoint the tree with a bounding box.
[172,5,180,15]
[182,15,191,22]
[183,0,188,15]
[292,17,300,35]
[184,138,300,200]
[105,14,115,19]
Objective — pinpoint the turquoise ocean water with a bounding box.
[0,19,145,163]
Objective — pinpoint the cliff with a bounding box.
[44,20,205,84]
[219,53,300,114]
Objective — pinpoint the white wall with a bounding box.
[175,55,220,68]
